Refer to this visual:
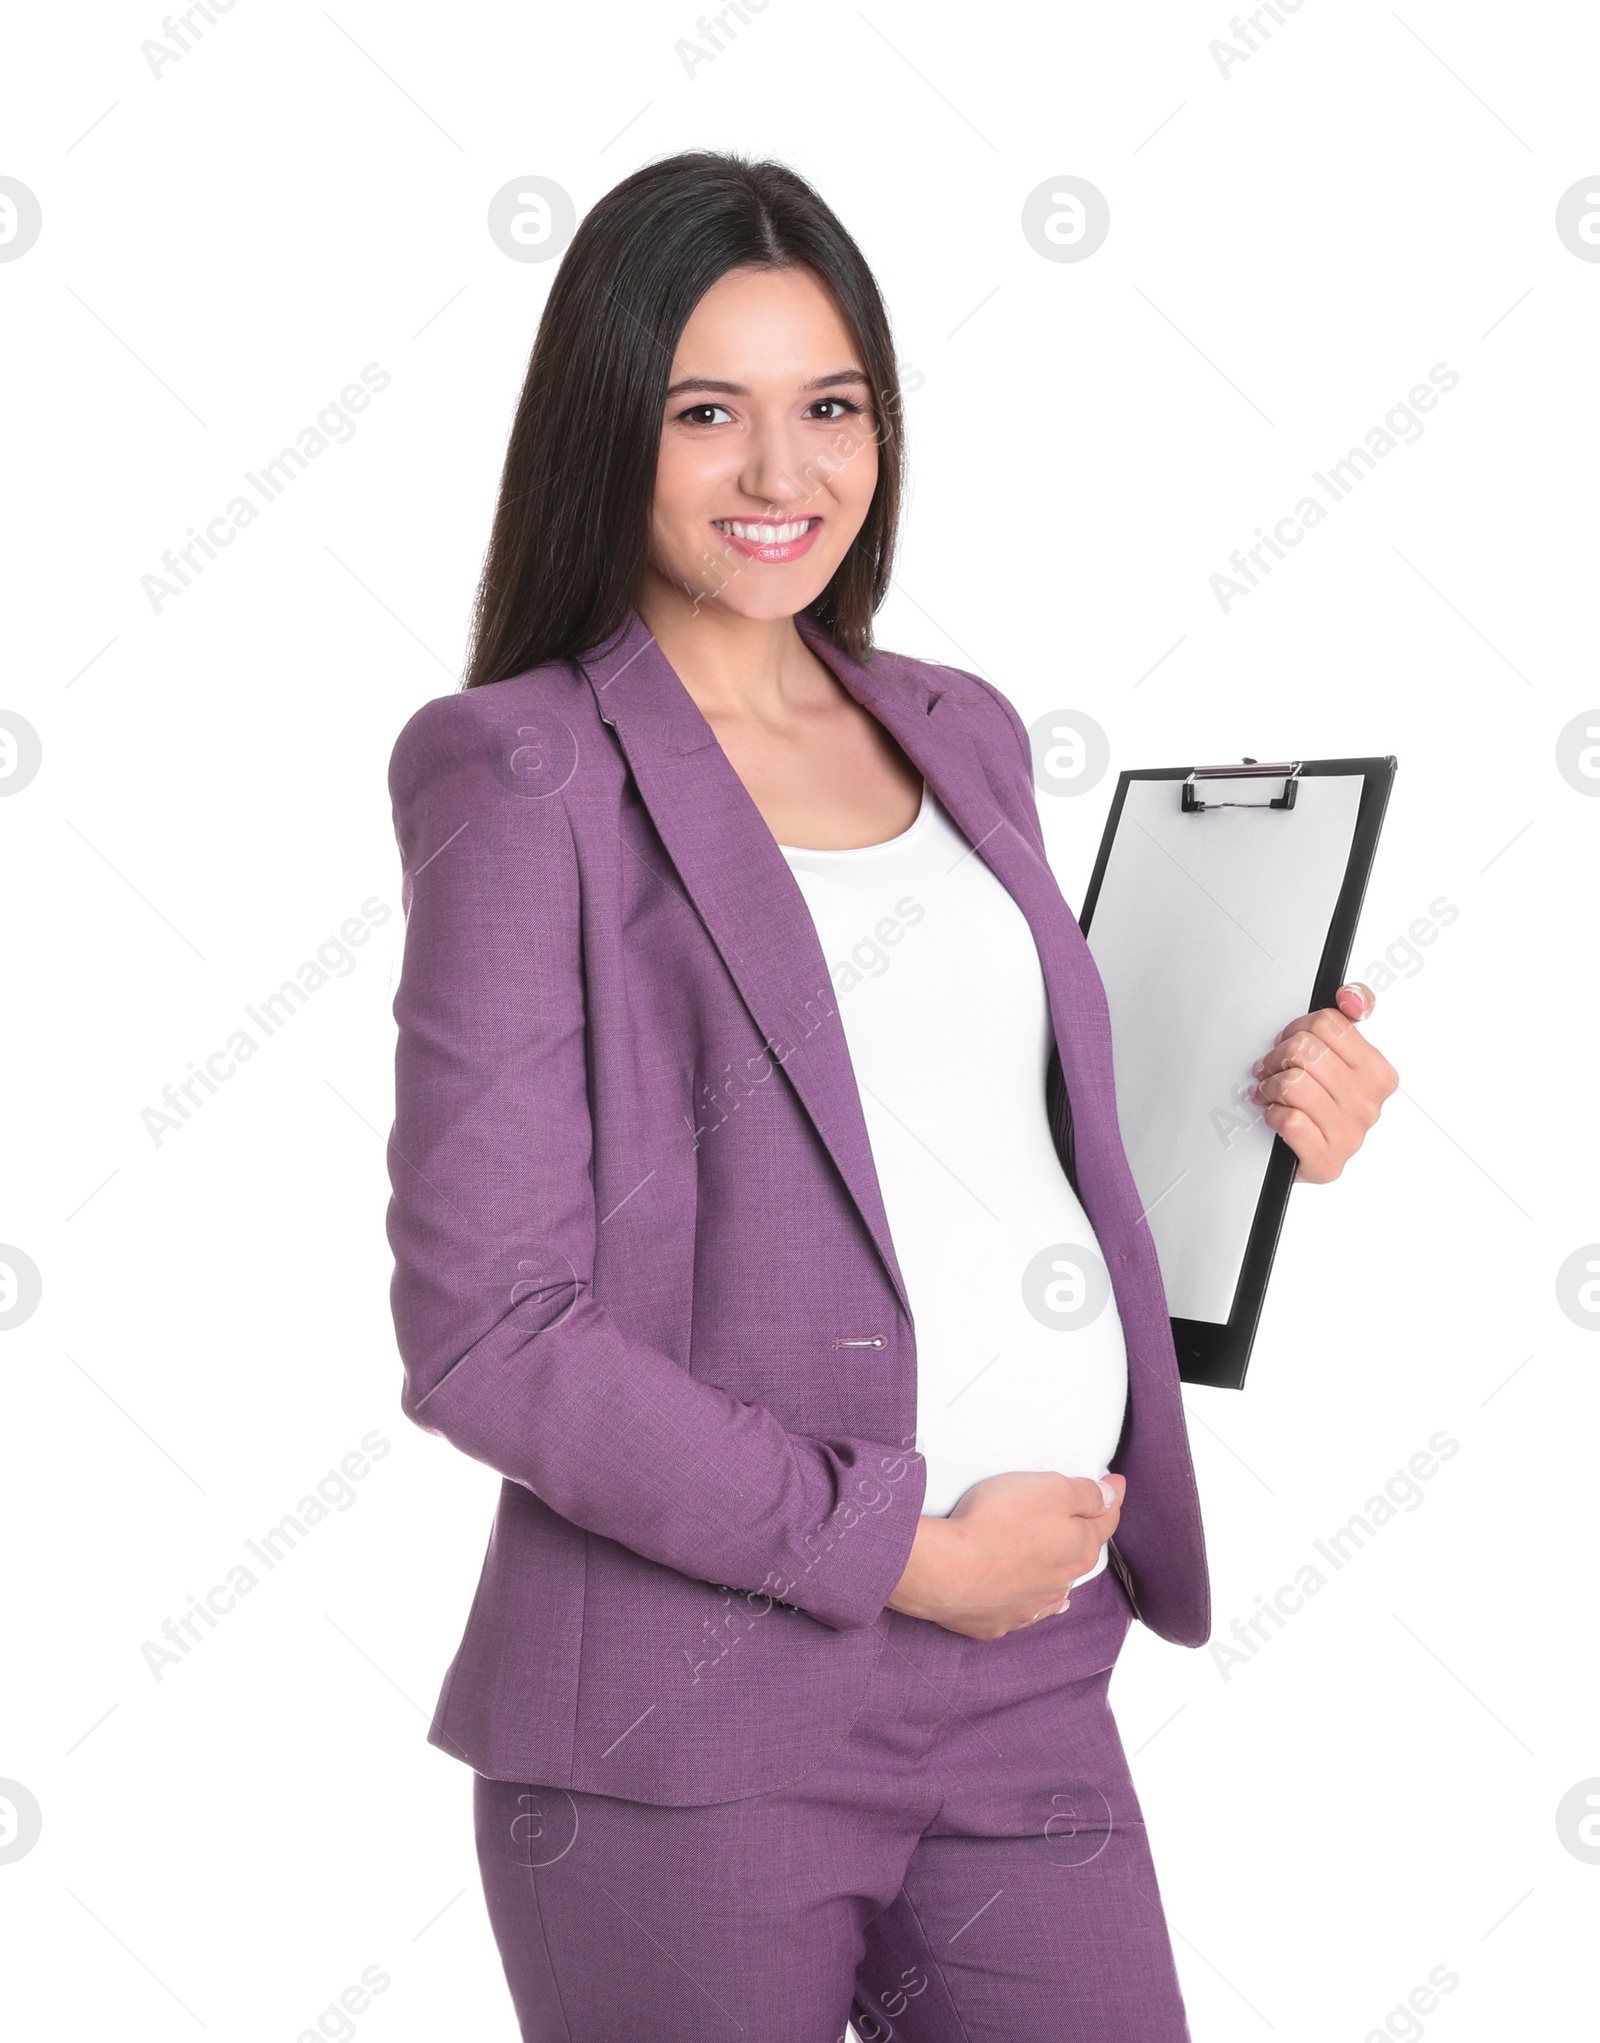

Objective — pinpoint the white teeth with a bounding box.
[714,519,814,543]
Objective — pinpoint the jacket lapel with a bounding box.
[575,609,922,1321]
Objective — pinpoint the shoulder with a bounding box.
[388,663,592,808]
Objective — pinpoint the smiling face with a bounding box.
[642,263,881,622]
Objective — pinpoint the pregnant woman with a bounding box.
[384,151,1395,2042]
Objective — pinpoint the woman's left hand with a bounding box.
[1250,982,1398,1185]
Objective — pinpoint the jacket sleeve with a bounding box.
[384,691,927,1633]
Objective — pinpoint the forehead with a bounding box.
[671,266,862,382]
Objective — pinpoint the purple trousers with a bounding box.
[472,1564,1191,2041]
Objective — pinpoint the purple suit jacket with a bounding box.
[385,605,1210,1807]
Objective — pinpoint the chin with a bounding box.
[682,574,839,624]
[718,588,825,621]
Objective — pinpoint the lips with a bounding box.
[710,516,823,564]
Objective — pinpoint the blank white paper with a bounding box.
[1084,773,1366,1324]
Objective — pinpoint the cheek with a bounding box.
[650,441,727,563]
[653,436,711,520]
[838,427,879,505]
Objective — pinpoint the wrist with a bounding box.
[887,1514,966,1621]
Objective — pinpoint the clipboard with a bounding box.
[1078,756,1397,1390]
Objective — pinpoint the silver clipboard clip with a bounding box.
[1181,758,1303,813]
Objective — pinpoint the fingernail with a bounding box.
[1251,1057,1264,1076]
[1098,1477,1118,1509]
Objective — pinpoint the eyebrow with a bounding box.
[663,367,871,400]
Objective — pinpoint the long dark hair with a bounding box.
[463,151,906,689]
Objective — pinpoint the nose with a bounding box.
[737,411,818,515]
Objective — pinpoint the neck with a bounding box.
[633,568,820,726]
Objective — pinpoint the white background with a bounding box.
[4,2,1596,2038]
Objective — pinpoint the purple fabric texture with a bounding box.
[472,1563,1192,2041]
[384,605,1210,1806]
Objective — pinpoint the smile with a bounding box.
[711,517,823,562]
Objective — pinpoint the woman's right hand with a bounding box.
[884,1471,1125,1640]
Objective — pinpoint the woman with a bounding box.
[385,151,1395,2042]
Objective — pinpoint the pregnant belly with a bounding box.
[909,1233,1131,1536]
